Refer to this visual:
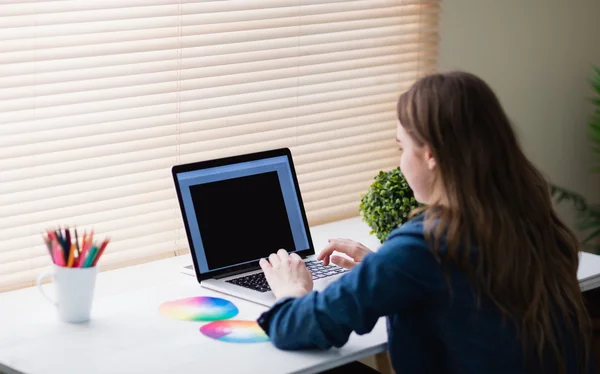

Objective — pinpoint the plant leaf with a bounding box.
[359,167,419,241]
[576,218,600,231]
[550,184,588,212]
[591,73,600,95]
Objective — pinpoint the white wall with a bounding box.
[438,0,600,225]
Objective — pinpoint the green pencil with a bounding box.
[83,245,98,268]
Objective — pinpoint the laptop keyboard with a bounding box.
[305,260,348,279]
[227,272,271,293]
[226,260,348,293]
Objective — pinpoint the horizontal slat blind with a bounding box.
[0,0,440,291]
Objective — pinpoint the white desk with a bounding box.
[578,251,600,291]
[0,217,384,374]
[1,216,600,374]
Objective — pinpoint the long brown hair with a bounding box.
[397,71,590,373]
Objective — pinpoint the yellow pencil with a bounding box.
[67,243,75,267]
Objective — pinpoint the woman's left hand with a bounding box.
[259,249,313,300]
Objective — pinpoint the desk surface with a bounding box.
[0,217,385,374]
[2,216,600,374]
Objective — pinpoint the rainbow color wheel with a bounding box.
[159,296,238,322]
[200,320,270,343]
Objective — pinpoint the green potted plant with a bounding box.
[359,167,419,243]
[551,66,600,253]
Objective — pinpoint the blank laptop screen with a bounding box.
[176,155,310,273]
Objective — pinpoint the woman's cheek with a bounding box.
[399,154,411,185]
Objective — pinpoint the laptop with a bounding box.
[172,148,348,307]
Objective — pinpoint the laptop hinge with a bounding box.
[213,265,261,280]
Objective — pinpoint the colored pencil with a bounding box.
[65,227,71,251]
[74,228,80,259]
[47,231,57,254]
[55,229,68,264]
[54,229,60,246]
[83,245,98,268]
[52,240,65,267]
[78,231,88,268]
[67,244,75,267]
[92,238,110,267]
[65,227,71,264]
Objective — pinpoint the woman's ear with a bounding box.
[425,145,437,171]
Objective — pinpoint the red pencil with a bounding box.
[52,240,65,266]
[91,238,110,267]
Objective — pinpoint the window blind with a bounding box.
[0,0,440,292]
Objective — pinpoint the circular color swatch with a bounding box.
[200,320,270,343]
[159,296,239,321]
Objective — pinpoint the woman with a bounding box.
[256,71,592,374]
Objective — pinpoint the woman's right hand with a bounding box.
[317,238,373,270]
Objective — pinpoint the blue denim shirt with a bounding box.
[257,216,589,374]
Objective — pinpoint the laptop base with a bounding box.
[182,256,344,307]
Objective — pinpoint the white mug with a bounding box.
[36,264,98,323]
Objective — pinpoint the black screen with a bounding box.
[189,171,296,270]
